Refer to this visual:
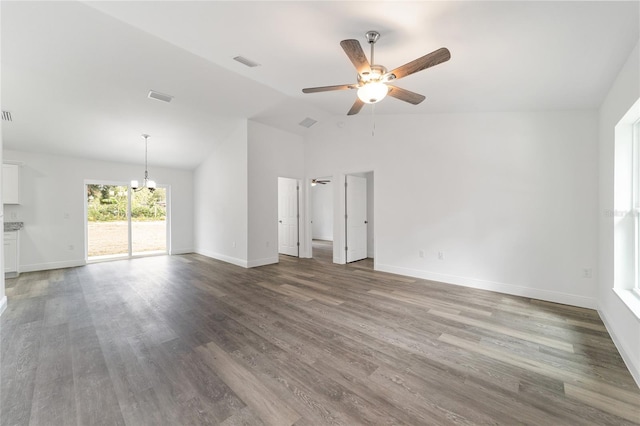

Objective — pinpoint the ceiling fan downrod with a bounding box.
[365,31,380,65]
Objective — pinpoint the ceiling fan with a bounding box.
[302,31,450,115]
[311,179,331,186]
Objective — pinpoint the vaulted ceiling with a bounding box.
[2,1,638,169]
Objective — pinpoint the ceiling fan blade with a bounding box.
[347,98,365,116]
[387,47,451,80]
[387,85,426,105]
[340,39,371,75]
[302,84,356,93]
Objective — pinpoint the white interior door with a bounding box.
[278,177,299,257]
[346,175,367,263]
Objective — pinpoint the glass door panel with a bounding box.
[131,187,167,255]
[87,184,130,259]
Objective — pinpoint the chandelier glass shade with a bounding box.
[131,134,156,192]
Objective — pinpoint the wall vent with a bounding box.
[298,117,317,128]
[148,90,173,103]
[233,56,261,68]
[2,111,12,122]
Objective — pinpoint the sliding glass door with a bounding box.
[86,183,168,261]
[131,187,167,255]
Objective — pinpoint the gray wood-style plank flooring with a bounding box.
[1,240,639,425]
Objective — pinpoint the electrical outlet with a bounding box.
[582,268,592,278]
[266,241,270,247]
[438,251,444,260]
[68,244,74,251]
[419,250,425,258]
[232,241,236,248]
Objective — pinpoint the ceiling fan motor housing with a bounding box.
[359,64,387,84]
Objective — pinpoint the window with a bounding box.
[634,119,640,296]
[613,97,640,318]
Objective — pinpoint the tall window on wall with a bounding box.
[613,97,640,316]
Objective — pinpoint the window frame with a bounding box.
[634,118,640,296]
[613,98,640,319]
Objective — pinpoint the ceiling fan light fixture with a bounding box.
[357,82,388,104]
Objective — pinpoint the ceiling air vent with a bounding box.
[148,90,173,103]
[233,56,261,68]
[2,111,12,122]
[298,117,318,128]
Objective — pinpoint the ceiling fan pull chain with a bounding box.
[371,103,376,137]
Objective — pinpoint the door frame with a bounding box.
[303,170,374,265]
[309,175,334,247]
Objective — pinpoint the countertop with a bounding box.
[4,222,24,232]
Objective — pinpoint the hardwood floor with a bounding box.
[1,246,639,425]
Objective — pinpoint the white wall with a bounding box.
[3,149,194,272]
[306,110,598,308]
[193,120,249,267]
[247,120,305,266]
[598,39,640,385]
[311,180,333,241]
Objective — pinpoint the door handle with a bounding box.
[279,220,283,223]
[364,220,368,224]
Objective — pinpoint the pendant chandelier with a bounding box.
[131,134,156,192]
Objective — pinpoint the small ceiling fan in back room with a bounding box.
[302,31,451,115]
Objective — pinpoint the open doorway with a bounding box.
[310,176,333,262]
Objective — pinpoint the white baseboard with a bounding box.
[194,249,248,268]
[598,308,640,388]
[0,296,7,316]
[375,263,597,309]
[20,260,86,273]
[171,248,194,255]
[313,236,333,242]
[247,256,279,268]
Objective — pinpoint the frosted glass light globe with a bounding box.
[357,82,389,104]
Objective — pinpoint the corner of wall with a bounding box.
[598,307,640,387]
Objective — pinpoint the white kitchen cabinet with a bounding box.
[4,231,18,276]
[3,164,20,205]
